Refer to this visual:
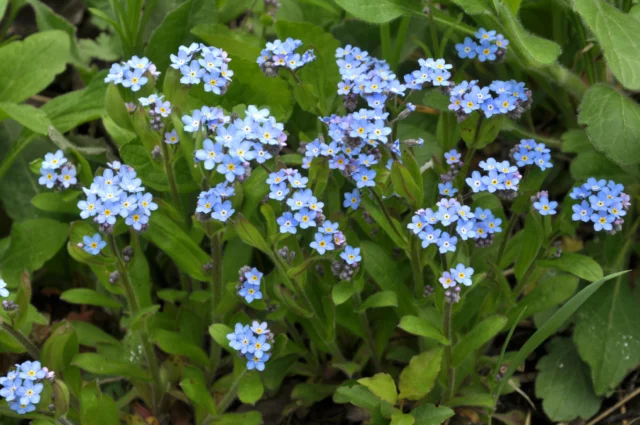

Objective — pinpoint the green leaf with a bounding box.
[152,329,209,367]
[0,102,52,135]
[41,321,78,373]
[398,347,443,400]
[0,218,68,286]
[391,161,420,206]
[334,384,380,410]
[360,197,408,251]
[398,315,449,345]
[238,372,264,405]
[191,24,262,61]
[537,253,603,282]
[104,84,134,132]
[0,30,69,103]
[358,373,398,405]
[31,190,81,214]
[411,404,455,425]
[574,0,640,90]
[515,213,542,280]
[181,365,217,415]
[291,383,337,406]
[70,321,120,347]
[452,315,507,367]
[500,271,628,387]
[573,281,640,395]
[209,324,233,352]
[210,412,262,425]
[449,0,491,14]
[506,274,578,328]
[459,113,503,149]
[143,212,210,281]
[358,290,398,311]
[234,215,272,256]
[67,221,115,267]
[577,84,640,166]
[61,289,120,309]
[333,0,421,23]
[332,281,355,305]
[447,392,494,408]
[535,338,601,421]
[72,353,151,380]
[391,411,415,425]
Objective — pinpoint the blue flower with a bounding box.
[249,334,271,358]
[0,279,8,298]
[82,234,106,255]
[343,189,361,210]
[0,377,22,401]
[96,201,120,225]
[444,149,461,165]
[122,69,148,92]
[451,263,474,286]
[227,323,252,353]
[127,56,150,71]
[438,182,458,197]
[591,211,614,231]
[18,361,45,381]
[466,171,486,192]
[533,196,558,216]
[340,246,361,265]
[475,28,497,42]
[251,321,269,335]
[180,60,205,85]
[487,217,502,233]
[437,232,457,253]
[456,205,474,221]
[287,189,312,210]
[495,34,509,48]
[319,220,339,234]
[572,201,592,222]
[10,400,36,414]
[182,110,203,133]
[38,168,58,188]
[211,200,235,222]
[277,212,299,234]
[164,129,179,144]
[154,100,172,117]
[246,352,270,371]
[196,139,223,170]
[407,215,427,234]
[436,206,458,226]
[481,170,505,193]
[354,168,376,188]
[514,147,535,167]
[269,182,290,201]
[456,220,477,240]
[16,379,43,406]
[476,41,498,62]
[170,50,192,69]
[456,37,478,59]
[217,156,245,182]
[42,150,67,169]
[238,282,262,303]
[439,271,455,288]
[294,208,317,229]
[496,94,516,113]
[244,268,263,285]
[462,93,479,114]
[105,63,126,84]
[125,209,149,230]
[288,172,308,188]
[310,232,335,254]
[418,225,441,248]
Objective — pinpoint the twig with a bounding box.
[586,388,640,425]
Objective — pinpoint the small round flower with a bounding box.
[244,268,263,285]
[437,232,457,254]
[340,245,361,265]
[246,352,270,371]
[38,168,58,189]
[0,279,9,298]
[42,150,67,170]
[310,232,335,255]
[16,379,43,406]
[18,361,45,381]
[238,282,262,303]
[533,196,557,216]
[444,149,461,165]
[451,263,474,286]
[251,321,269,335]
[164,129,179,144]
[439,271,455,288]
[343,189,361,210]
[82,234,106,256]
[455,37,478,59]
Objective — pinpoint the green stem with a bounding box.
[380,23,392,64]
[442,302,455,401]
[369,188,404,241]
[217,369,247,413]
[410,234,425,298]
[457,115,484,191]
[208,231,223,382]
[496,213,518,267]
[425,0,440,56]
[160,142,184,220]
[390,16,412,69]
[572,12,596,86]
[353,292,383,372]
[0,135,37,180]
[0,322,40,359]
[108,234,162,414]
[502,120,561,148]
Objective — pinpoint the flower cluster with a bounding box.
[257,38,316,76]
[455,28,509,62]
[135,93,173,132]
[439,264,475,304]
[448,79,532,121]
[569,178,629,233]
[511,139,552,171]
[236,267,263,303]
[465,158,521,197]
[195,182,236,223]
[37,150,77,190]
[171,43,233,94]
[227,321,273,371]
[402,57,453,90]
[81,233,107,256]
[105,55,159,92]
[0,361,54,414]
[77,162,158,232]
[191,105,285,183]
[409,198,503,252]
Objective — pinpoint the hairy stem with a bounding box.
[208,231,223,382]
[160,142,184,220]
[353,292,383,372]
[0,322,40,359]
[410,234,425,298]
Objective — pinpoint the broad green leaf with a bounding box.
[0,218,68,286]
[152,329,209,367]
[506,274,578,328]
[450,0,491,15]
[398,347,443,400]
[574,281,640,395]
[143,212,210,281]
[391,161,420,206]
[210,412,262,425]
[70,321,120,347]
[234,216,272,256]
[291,383,337,406]
[44,73,106,133]
[537,253,603,282]
[61,289,120,309]
[334,384,381,410]
[52,380,70,417]
[238,372,264,404]
[359,290,398,311]
[0,30,69,103]
[181,365,217,415]
[72,353,151,380]
[361,197,408,251]
[561,129,592,154]
[31,190,81,214]
[104,84,134,132]
[209,323,233,352]
[332,281,355,305]
[41,321,78,373]
[192,24,262,62]
[0,102,52,135]
[577,84,640,166]
[459,113,503,149]
[574,0,640,90]
[500,271,628,386]
[535,338,601,421]
[452,315,507,367]
[514,212,542,280]
[411,403,455,425]
[358,373,397,405]
[398,315,449,345]
[447,392,494,408]
[333,0,421,23]
[391,411,415,425]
